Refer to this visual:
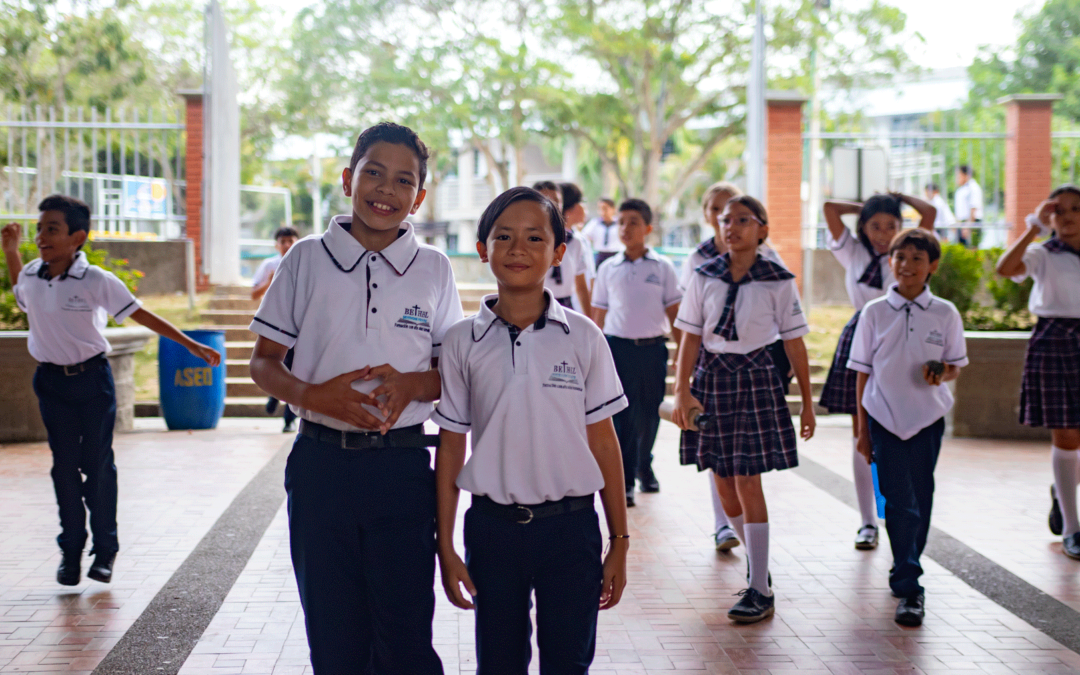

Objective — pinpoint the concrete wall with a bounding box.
[94,240,191,295]
[808,249,851,307]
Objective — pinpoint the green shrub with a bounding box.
[0,240,144,330]
[929,243,983,317]
[927,243,1036,332]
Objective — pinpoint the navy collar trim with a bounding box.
[472,289,571,342]
[885,284,933,311]
[320,215,420,275]
[34,251,88,281]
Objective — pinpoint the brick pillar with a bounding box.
[179,90,209,290]
[765,92,807,292]
[1001,94,1061,244]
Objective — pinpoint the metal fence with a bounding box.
[803,110,1009,249]
[0,105,187,238]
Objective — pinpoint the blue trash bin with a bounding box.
[158,330,226,430]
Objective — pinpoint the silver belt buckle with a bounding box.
[515,506,534,524]
[63,363,82,376]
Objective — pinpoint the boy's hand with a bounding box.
[922,363,944,386]
[300,369,384,430]
[599,540,628,610]
[671,390,705,431]
[799,405,816,440]
[1,223,21,253]
[189,343,221,367]
[856,432,873,464]
[438,550,476,610]
[365,364,429,434]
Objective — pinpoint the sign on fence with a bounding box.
[122,178,171,219]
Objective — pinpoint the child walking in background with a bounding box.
[819,193,936,550]
[996,185,1080,560]
[849,228,966,627]
[434,187,629,674]
[534,181,593,319]
[680,182,792,551]
[252,226,300,432]
[559,182,598,316]
[672,195,815,623]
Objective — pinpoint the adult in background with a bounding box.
[924,183,956,241]
[954,165,983,247]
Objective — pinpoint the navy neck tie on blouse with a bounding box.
[856,238,885,290]
[695,253,796,342]
[1045,236,1080,259]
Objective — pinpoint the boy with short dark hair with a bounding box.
[1,195,220,587]
[249,122,460,673]
[593,198,681,505]
[849,228,967,627]
[534,181,593,318]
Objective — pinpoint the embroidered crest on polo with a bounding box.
[545,361,583,390]
[62,294,91,312]
[644,273,662,285]
[395,304,432,332]
[925,329,944,346]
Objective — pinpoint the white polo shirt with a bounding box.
[570,234,597,314]
[250,215,464,431]
[931,194,956,229]
[678,238,787,291]
[847,285,968,440]
[582,218,624,254]
[829,228,893,312]
[13,252,142,365]
[1012,242,1080,318]
[433,290,629,505]
[252,254,281,288]
[592,250,681,339]
[544,234,589,301]
[955,180,984,221]
[674,255,808,355]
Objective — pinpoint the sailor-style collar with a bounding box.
[320,214,420,275]
[610,248,661,265]
[885,284,933,311]
[695,238,721,259]
[695,252,794,282]
[472,288,571,342]
[1045,236,1080,258]
[30,250,90,281]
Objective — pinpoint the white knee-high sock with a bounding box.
[745,523,771,595]
[1053,446,1080,537]
[728,514,746,544]
[852,436,878,528]
[709,470,731,532]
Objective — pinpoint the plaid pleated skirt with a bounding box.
[679,347,799,477]
[818,311,861,415]
[1020,317,1080,428]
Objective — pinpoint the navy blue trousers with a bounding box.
[284,434,443,675]
[607,337,668,490]
[33,357,118,555]
[869,416,945,598]
[465,500,603,675]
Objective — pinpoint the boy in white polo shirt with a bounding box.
[593,198,681,505]
[2,195,220,587]
[848,228,968,627]
[534,181,593,318]
[433,186,629,674]
[248,123,461,674]
[252,226,299,431]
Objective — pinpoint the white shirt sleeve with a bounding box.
[251,257,277,288]
[942,307,969,367]
[662,260,682,307]
[430,261,465,359]
[828,227,857,269]
[431,329,471,433]
[673,273,705,335]
[575,238,595,281]
[775,279,809,339]
[12,267,29,312]
[591,265,610,310]
[1014,245,1047,283]
[583,325,628,425]
[250,251,300,348]
[846,307,875,374]
[97,269,142,322]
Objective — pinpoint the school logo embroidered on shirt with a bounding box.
[544,361,583,391]
[925,329,945,347]
[644,273,662,286]
[395,305,432,333]
[62,294,91,312]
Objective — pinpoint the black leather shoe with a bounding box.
[637,466,660,493]
[1064,533,1080,561]
[727,588,775,623]
[855,525,879,550]
[266,397,279,415]
[87,551,115,583]
[626,489,635,508]
[895,594,925,627]
[1050,485,1064,536]
[57,551,81,586]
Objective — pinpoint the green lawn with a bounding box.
[133,293,212,400]
[805,305,854,369]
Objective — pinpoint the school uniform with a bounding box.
[674,253,807,477]
[1013,239,1080,428]
[847,285,968,598]
[571,233,597,315]
[819,228,895,415]
[13,251,142,557]
[250,215,462,674]
[433,290,627,675]
[582,217,623,267]
[545,231,589,308]
[252,253,296,427]
[593,250,681,492]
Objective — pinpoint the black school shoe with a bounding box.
[855,524,879,550]
[265,397,279,415]
[1063,533,1080,560]
[727,588,775,623]
[626,488,635,508]
[87,551,116,583]
[895,593,925,627]
[638,466,660,493]
[1050,485,1064,536]
[57,550,81,586]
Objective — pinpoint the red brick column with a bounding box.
[766,92,807,292]
[179,90,209,290]
[1001,94,1061,244]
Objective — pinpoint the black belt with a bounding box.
[471,494,594,525]
[39,352,106,376]
[608,335,667,347]
[299,420,439,449]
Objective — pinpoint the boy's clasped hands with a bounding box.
[300,364,435,434]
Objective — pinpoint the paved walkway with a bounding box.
[2,417,1079,674]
